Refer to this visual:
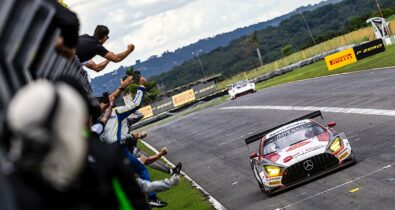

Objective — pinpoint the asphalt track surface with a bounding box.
[145,68,395,210]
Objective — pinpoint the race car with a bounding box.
[228,80,256,99]
[245,111,356,194]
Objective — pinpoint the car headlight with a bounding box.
[329,137,342,153]
[264,165,281,176]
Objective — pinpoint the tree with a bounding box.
[240,32,260,69]
[151,0,395,91]
[124,80,160,106]
[281,44,293,56]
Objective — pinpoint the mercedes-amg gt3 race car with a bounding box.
[228,80,256,99]
[245,111,356,194]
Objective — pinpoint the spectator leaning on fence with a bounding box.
[97,76,170,208]
[76,25,135,72]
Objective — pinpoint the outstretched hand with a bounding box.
[127,44,135,52]
[139,76,147,86]
[160,147,168,156]
[121,76,133,89]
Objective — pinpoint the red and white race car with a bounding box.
[246,111,356,194]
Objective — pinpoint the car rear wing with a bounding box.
[244,111,323,145]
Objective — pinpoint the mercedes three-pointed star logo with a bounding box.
[303,160,314,171]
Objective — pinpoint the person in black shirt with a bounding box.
[43,0,80,59]
[76,25,135,72]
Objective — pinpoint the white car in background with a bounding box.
[228,80,256,99]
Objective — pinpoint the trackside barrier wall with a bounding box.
[139,81,217,118]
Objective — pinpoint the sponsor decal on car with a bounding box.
[268,181,281,186]
[267,120,310,138]
[305,144,326,153]
[339,151,349,161]
[286,141,311,152]
[325,48,357,71]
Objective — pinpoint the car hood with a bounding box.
[264,132,330,167]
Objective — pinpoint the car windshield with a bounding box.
[234,80,247,88]
[262,121,325,155]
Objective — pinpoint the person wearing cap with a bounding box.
[76,25,135,72]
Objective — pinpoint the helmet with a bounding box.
[6,80,88,190]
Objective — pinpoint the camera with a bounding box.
[125,67,141,84]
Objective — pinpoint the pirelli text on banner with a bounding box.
[353,39,385,61]
[325,48,357,71]
[172,89,196,107]
[138,105,154,119]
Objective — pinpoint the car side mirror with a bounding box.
[328,122,336,128]
[249,152,259,159]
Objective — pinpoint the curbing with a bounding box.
[141,140,228,210]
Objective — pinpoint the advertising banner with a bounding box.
[172,89,196,107]
[325,48,357,71]
[192,81,217,99]
[138,105,154,119]
[353,39,385,60]
[151,97,174,115]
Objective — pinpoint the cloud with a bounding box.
[68,0,323,77]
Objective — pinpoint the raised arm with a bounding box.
[100,95,115,124]
[104,44,135,63]
[84,60,110,72]
[108,76,133,101]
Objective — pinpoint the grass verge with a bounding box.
[137,142,214,210]
[256,44,395,90]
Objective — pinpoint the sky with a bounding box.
[66,0,324,78]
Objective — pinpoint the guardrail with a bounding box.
[0,0,91,114]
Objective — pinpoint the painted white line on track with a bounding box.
[274,164,393,210]
[352,138,361,142]
[221,105,395,117]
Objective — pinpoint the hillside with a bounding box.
[91,0,342,95]
[133,0,343,78]
[151,0,395,90]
